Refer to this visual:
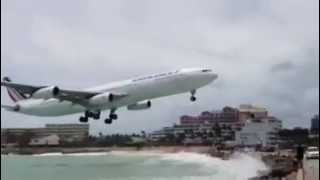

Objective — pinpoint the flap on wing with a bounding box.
[56,90,99,107]
[59,89,99,99]
[56,90,128,107]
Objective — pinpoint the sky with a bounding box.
[1,0,319,134]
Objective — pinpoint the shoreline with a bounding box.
[2,146,301,180]
[1,146,214,155]
[1,146,304,180]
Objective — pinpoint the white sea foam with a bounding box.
[30,150,267,180]
[108,151,268,180]
[64,152,110,156]
[145,151,268,180]
[109,150,162,157]
[10,150,269,180]
[32,152,63,157]
[32,152,110,157]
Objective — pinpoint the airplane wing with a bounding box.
[1,81,128,107]
[1,81,99,98]
[55,90,128,107]
[55,89,100,106]
[1,81,45,96]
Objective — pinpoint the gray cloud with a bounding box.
[1,0,319,133]
[270,61,295,73]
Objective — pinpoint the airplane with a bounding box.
[1,68,218,125]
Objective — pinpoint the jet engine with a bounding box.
[127,100,151,110]
[89,92,114,106]
[32,86,60,99]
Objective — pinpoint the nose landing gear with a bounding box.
[190,96,197,102]
[190,89,197,102]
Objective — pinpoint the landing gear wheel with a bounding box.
[104,119,112,124]
[109,114,118,120]
[79,116,88,123]
[190,89,197,102]
[190,96,197,102]
[85,111,92,118]
[85,110,101,120]
[93,113,100,120]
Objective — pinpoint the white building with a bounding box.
[235,117,282,147]
[29,134,60,146]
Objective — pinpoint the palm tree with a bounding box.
[213,123,221,137]
[141,131,146,138]
[98,132,103,138]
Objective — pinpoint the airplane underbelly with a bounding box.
[19,99,85,116]
[137,75,202,99]
[100,75,203,109]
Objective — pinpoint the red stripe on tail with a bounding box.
[7,88,25,102]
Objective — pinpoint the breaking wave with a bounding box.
[109,151,268,180]
[155,152,268,180]
[32,152,109,157]
[30,151,268,180]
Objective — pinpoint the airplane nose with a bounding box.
[209,72,218,80]
[202,72,218,84]
[213,73,218,80]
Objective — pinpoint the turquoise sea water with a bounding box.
[1,152,267,180]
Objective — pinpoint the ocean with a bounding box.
[1,151,268,180]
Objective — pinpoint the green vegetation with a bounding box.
[279,128,319,148]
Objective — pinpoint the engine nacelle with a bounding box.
[89,92,114,106]
[127,100,151,110]
[32,86,60,99]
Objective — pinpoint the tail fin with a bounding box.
[2,77,27,102]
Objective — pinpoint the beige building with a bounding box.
[1,124,89,146]
[239,104,268,122]
[29,134,60,146]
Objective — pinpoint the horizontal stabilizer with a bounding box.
[1,104,19,112]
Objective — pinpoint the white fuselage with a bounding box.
[15,68,218,116]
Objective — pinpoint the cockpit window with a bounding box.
[202,69,212,72]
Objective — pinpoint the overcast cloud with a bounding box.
[1,0,319,134]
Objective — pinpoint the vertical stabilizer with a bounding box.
[2,77,26,102]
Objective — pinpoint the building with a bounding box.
[238,104,268,122]
[44,124,89,143]
[149,104,277,146]
[1,124,89,146]
[180,106,243,130]
[311,115,319,134]
[29,135,60,146]
[150,106,246,144]
[149,127,174,141]
[234,117,282,148]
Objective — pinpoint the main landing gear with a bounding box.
[190,89,197,102]
[79,116,88,123]
[79,109,118,125]
[79,110,101,123]
[104,108,118,125]
[85,111,101,120]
